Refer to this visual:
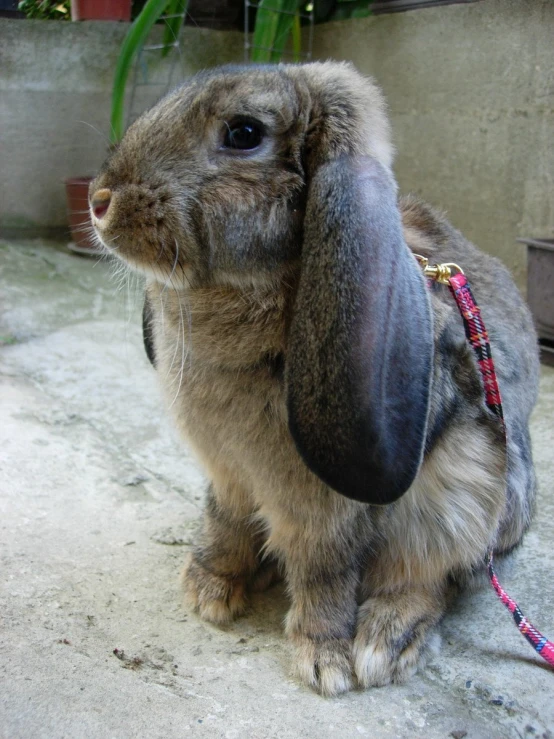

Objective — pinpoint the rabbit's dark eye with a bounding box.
[223,120,264,150]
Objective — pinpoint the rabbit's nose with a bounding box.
[91,188,112,220]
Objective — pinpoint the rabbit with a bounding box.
[89,61,540,696]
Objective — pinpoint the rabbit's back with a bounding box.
[400,196,538,560]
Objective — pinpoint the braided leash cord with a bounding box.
[486,551,554,666]
[448,274,506,432]
[447,271,554,668]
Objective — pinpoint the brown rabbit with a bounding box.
[90,62,540,696]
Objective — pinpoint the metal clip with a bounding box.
[414,254,464,285]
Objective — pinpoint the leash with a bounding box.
[415,254,554,668]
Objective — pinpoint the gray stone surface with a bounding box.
[1,240,553,738]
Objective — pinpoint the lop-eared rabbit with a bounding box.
[90,63,539,695]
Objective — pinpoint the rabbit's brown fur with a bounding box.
[91,62,539,695]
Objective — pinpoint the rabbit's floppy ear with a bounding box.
[287,156,433,505]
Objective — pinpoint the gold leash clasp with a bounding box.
[414,254,465,285]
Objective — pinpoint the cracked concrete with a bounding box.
[1,240,553,738]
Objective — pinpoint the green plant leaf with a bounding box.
[270,0,299,62]
[291,12,301,63]
[251,0,301,64]
[251,0,281,62]
[18,0,70,19]
[110,0,169,144]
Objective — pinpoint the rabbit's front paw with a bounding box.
[353,591,442,688]
[182,553,248,624]
[293,637,353,696]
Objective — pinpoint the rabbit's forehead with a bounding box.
[183,73,300,128]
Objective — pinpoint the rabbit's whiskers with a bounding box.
[167,240,192,411]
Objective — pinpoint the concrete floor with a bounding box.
[1,240,553,739]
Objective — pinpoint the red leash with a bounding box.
[416,256,554,668]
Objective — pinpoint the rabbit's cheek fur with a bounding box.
[189,153,305,278]
[199,191,304,277]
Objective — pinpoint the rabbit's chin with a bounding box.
[128,260,195,287]
[94,232,194,287]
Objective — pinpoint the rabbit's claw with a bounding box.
[293,636,353,697]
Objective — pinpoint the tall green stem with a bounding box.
[110,0,170,144]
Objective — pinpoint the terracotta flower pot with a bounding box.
[71,0,132,22]
[65,176,101,255]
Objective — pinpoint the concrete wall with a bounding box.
[2,0,553,286]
